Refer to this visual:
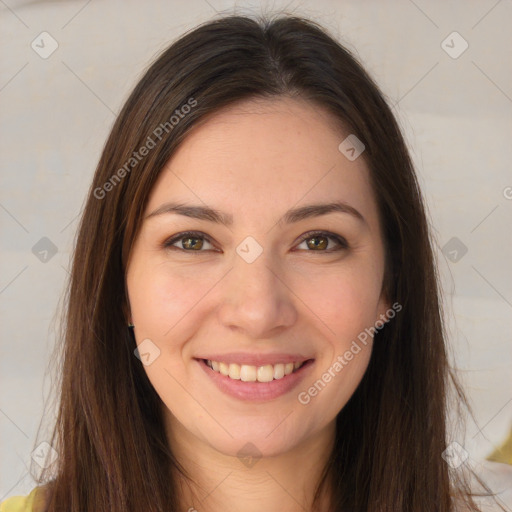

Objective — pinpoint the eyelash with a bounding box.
[162,230,348,254]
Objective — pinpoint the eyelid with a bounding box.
[163,230,217,252]
[295,230,348,249]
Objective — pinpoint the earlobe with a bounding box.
[375,293,402,331]
[376,294,392,327]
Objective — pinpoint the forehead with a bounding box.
[145,96,379,229]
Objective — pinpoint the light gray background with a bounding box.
[1,0,511,504]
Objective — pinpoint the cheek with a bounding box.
[292,260,384,342]
[289,261,381,412]
[128,249,384,355]
[294,270,377,416]
[126,264,208,419]
[128,261,216,339]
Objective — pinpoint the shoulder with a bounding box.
[0,487,38,512]
[0,486,50,512]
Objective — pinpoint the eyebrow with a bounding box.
[144,200,366,227]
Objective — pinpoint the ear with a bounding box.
[375,290,392,327]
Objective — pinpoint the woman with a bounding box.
[1,12,505,512]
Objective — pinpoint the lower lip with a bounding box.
[196,358,315,402]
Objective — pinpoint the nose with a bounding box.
[216,251,297,338]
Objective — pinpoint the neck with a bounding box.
[166,419,335,512]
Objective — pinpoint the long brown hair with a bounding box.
[33,12,500,512]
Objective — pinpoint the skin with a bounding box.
[125,96,390,511]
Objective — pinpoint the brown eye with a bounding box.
[163,231,215,252]
[305,235,328,250]
[296,231,348,252]
[181,236,204,250]
[162,230,348,254]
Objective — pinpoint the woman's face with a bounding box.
[126,96,390,458]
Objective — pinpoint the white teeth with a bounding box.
[205,359,305,382]
[240,364,257,382]
[219,362,229,376]
[257,365,274,383]
[228,363,241,380]
[273,363,284,380]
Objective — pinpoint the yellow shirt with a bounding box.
[0,487,46,512]
[487,426,512,465]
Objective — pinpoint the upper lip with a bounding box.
[195,353,313,366]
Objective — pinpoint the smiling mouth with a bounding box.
[202,358,313,382]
